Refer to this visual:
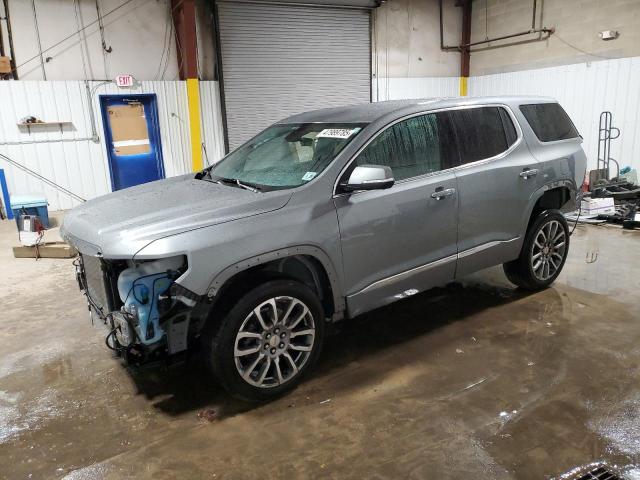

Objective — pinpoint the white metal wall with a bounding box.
[0,80,225,212]
[469,56,640,172]
[378,56,640,172]
[199,81,226,165]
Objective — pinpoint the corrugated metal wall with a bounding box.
[379,56,640,172]
[0,80,224,211]
[469,56,640,172]
[199,81,226,165]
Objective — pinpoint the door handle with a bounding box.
[431,187,456,200]
[519,168,539,179]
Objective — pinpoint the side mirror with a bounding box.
[342,165,394,192]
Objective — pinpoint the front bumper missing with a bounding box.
[74,255,202,364]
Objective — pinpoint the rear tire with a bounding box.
[503,210,569,290]
[205,279,325,402]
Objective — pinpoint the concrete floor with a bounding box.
[0,214,639,480]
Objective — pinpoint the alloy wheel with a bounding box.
[233,296,316,388]
[530,219,566,281]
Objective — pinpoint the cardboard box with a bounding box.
[13,241,77,259]
[107,103,151,156]
[0,56,11,74]
[581,197,615,216]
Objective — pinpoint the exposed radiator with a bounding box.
[81,254,113,316]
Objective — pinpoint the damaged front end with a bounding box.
[74,254,206,364]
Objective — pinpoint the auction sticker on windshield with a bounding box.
[302,172,317,181]
[317,128,359,139]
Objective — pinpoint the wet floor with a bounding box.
[0,215,639,479]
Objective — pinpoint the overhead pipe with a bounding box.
[531,0,537,30]
[463,27,554,49]
[439,0,553,53]
[439,0,459,52]
[460,0,471,77]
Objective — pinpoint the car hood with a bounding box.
[61,175,293,257]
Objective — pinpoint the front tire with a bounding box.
[206,279,325,402]
[503,210,570,290]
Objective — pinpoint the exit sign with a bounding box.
[115,74,135,88]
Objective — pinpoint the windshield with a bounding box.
[207,123,365,190]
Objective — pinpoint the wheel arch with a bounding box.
[523,179,575,232]
[207,246,345,322]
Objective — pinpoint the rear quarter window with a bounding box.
[519,103,579,142]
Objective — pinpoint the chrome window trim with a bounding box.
[518,103,581,144]
[532,136,584,146]
[449,104,523,172]
[332,103,524,197]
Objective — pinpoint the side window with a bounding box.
[519,103,579,142]
[354,112,457,181]
[449,107,512,165]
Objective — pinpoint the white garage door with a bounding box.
[217,1,372,149]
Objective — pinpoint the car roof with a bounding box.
[279,96,558,124]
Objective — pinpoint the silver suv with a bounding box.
[61,96,586,401]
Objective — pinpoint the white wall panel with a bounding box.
[469,56,640,172]
[0,81,225,212]
[199,81,226,165]
[378,57,640,174]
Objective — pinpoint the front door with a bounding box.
[334,112,460,317]
[100,94,165,191]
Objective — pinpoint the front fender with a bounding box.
[206,245,346,319]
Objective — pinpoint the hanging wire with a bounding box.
[95,0,111,79]
[553,33,613,60]
[154,0,173,80]
[30,0,46,79]
[73,0,91,80]
[9,0,136,77]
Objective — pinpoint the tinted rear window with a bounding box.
[449,107,512,164]
[519,103,579,142]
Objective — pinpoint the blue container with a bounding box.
[11,194,50,228]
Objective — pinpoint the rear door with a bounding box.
[334,112,459,317]
[451,105,539,277]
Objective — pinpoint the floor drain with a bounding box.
[573,466,625,480]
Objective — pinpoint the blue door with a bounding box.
[100,94,165,191]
